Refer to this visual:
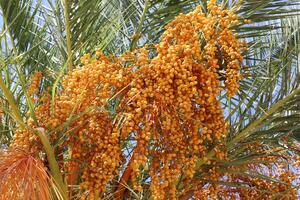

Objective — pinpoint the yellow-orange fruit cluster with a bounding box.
[45,53,133,198]
[11,118,39,153]
[28,71,43,100]
[10,1,247,199]
[11,52,135,198]
[118,2,245,199]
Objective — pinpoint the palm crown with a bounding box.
[0,0,299,199]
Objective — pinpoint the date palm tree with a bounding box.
[0,0,299,199]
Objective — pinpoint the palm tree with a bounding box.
[0,0,299,199]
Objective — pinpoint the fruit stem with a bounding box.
[115,151,135,200]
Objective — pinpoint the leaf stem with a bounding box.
[0,76,24,125]
[63,0,73,71]
[34,128,69,200]
[130,0,149,51]
[227,87,300,147]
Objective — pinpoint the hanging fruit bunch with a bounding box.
[116,1,245,199]
[2,0,299,200]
